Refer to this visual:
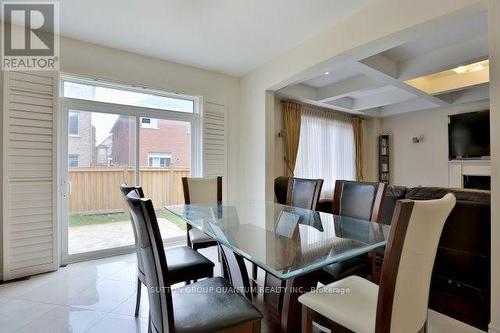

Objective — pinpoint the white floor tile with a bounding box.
[0,299,56,333]
[111,288,149,319]
[65,259,130,280]
[0,273,56,299]
[19,273,97,305]
[106,263,139,283]
[16,305,107,333]
[85,313,148,333]
[66,279,136,312]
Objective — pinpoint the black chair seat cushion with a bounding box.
[166,246,214,283]
[188,228,217,244]
[319,256,369,283]
[173,277,262,332]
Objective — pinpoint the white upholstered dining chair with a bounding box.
[181,176,221,251]
[298,193,456,333]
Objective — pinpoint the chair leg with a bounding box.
[302,306,313,333]
[148,311,152,333]
[252,320,261,333]
[251,263,258,296]
[135,277,141,317]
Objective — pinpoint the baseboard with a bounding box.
[489,323,500,333]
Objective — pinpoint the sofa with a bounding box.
[318,186,491,331]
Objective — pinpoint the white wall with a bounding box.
[274,97,284,178]
[381,101,489,187]
[59,37,241,200]
[239,0,485,202]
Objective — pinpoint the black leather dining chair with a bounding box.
[256,176,324,309]
[320,180,386,283]
[332,180,386,222]
[286,177,324,210]
[124,191,262,333]
[120,184,214,317]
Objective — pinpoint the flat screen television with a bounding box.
[448,110,490,160]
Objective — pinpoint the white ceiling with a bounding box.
[277,11,489,117]
[303,68,359,88]
[56,0,369,76]
[381,11,487,63]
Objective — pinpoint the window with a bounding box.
[141,117,159,129]
[294,109,355,199]
[62,80,194,113]
[68,154,79,167]
[148,153,172,167]
[68,112,79,136]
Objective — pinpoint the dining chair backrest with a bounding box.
[286,177,324,210]
[376,193,456,333]
[120,184,146,279]
[333,180,386,222]
[182,176,222,204]
[274,176,289,205]
[125,191,174,333]
[219,244,252,300]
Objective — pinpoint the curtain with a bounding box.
[294,107,356,199]
[351,117,364,181]
[282,101,302,176]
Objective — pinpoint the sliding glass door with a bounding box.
[60,77,200,263]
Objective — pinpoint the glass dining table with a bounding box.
[165,201,390,333]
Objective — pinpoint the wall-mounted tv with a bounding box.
[448,110,490,160]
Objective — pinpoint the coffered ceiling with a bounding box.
[276,11,489,117]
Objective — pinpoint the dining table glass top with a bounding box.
[165,201,390,280]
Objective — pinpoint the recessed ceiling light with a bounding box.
[452,60,489,74]
[324,71,330,75]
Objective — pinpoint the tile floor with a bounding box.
[0,246,485,333]
[0,246,210,333]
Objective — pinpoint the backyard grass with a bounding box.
[69,209,187,230]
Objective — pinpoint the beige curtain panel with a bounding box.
[282,101,302,176]
[351,117,364,181]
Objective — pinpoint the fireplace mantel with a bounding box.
[448,159,491,188]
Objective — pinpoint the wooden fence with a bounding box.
[69,168,190,215]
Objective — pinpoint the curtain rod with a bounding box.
[280,99,365,120]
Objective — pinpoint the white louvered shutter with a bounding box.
[2,71,59,280]
[203,102,227,182]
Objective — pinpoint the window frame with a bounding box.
[60,74,196,114]
[59,74,203,264]
[148,152,172,168]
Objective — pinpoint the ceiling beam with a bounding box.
[325,97,354,109]
[352,89,415,111]
[380,98,439,116]
[439,83,489,104]
[359,54,399,78]
[277,84,318,100]
[315,74,383,102]
[353,60,451,107]
[398,35,488,80]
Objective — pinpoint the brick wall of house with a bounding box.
[112,117,190,168]
[139,119,191,167]
[68,111,95,167]
[111,116,136,167]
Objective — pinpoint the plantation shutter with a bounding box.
[2,71,59,280]
[202,102,227,182]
